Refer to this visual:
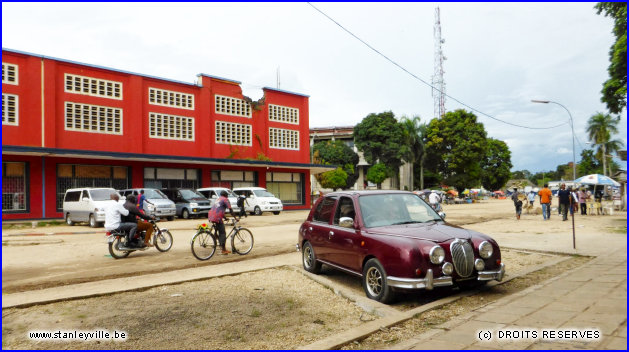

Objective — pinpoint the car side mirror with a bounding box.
[339,217,354,228]
[249,194,254,198]
[438,211,446,219]
[212,195,218,199]
[82,197,89,202]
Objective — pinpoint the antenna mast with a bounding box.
[432,7,446,118]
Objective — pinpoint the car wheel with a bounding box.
[167,216,175,221]
[89,214,98,228]
[273,211,280,215]
[65,213,74,226]
[302,242,322,274]
[182,209,190,219]
[362,258,395,303]
[254,206,262,216]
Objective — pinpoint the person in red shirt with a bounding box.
[538,184,553,220]
[208,190,236,254]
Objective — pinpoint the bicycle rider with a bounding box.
[208,190,237,255]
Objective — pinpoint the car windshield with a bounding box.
[180,189,206,199]
[358,193,443,228]
[253,190,276,198]
[216,189,237,198]
[144,189,168,199]
[89,189,116,201]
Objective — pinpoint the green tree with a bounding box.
[365,163,390,189]
[578,149,603,176]
[480,138,512,191]
[318,168,348,190]
[354,111,406,181]
[595,2,627,114]
[400,115,427,190]
[586,112,623,176]
[312,140,359,189]
[424,109,488,192]
[512,170,531,180]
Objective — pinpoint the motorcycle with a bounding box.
[106,219,173,259]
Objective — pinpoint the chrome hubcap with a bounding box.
[366,267,382,296]
[304,247,313,268]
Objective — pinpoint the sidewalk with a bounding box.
[390,248,627,350]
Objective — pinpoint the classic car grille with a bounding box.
[450,239,474,277]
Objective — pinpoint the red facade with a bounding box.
[2,49,321,220]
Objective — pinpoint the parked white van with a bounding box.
[197,187,241,212]
[232,187,283,215]
[63,187,119,227]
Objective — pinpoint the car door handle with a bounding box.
[308,227,313,232]
[328,231,334,239]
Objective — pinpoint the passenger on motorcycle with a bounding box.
[208,190,237,255]
[123,195,156,247]
[104,193,138,244]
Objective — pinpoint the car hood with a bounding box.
[147,198,174,205]
[364,221,472,243]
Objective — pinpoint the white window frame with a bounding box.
[64,73,123,100]
[215,121,252,146]
[269,127,299,150]
[148,87,194,110]
[2,94,19,126]
[64,101,123,135]
[215,94,252,118]
[2,62,18,85]
[149,112,195,141]
[268,104,299,125]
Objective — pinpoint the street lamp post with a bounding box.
[531,100,576,182]
[532,99,577,250]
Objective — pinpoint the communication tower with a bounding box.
[432,7,446,118]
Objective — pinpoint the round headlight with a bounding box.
[429,245,445,264]
[478,241,493,259]
[442,262,453,275]
[475,258,485,271]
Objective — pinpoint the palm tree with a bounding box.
[400,116,426,190]
[586,112,621,176]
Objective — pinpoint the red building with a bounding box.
[2,48,330,220]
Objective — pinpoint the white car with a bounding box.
[196,187,240,212]
[62,187,118,227]
[232,187,283,215]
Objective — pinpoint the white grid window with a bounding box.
[148,87,194,110]
[2,94,18,125]
[149,112,195,141]
[269,104,299,125]
[215,95,251,118]
[269,128,299,150]
[215,121,252,146]
[65,102,122,135]
[65,73,122,100]
[2,63,18,85]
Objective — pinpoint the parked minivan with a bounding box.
[232,187,283,215]
[197,187,241,212]
[118,188,177,221]
[63,187,118,227]
[161,188,211,219]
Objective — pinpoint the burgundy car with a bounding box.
[297,191,505,303]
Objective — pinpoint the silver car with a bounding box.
[118,188,177,221]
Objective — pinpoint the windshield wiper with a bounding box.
[391,220,423,225]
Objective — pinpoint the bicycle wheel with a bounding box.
[155,229,173,252]
[191,231,217,260]
[231,227,254,255]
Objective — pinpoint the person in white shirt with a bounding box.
[429,191,441,211]
[105,193,137,244]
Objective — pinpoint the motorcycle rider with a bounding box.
[122,195,155,247]
[105,193,137,244]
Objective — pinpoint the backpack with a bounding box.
[237,196,245,207]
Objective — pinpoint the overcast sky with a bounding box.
[2,2,626,174]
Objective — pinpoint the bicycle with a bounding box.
[190,217,254,261]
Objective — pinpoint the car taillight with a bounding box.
[496,259,501,265]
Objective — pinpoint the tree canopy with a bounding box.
[318,168,348,190]
[353,111,406,175]
[480,138,512,191]
[595,2,627,114]
[365,162,390,187]
[424,109,489,192]
[312,140,359,189]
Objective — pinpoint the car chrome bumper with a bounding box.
[477,263,506,282]
[387,269,453,290]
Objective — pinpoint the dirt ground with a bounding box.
[2,198,626,349]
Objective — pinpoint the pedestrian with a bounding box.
[527,191,536,208]
[538,184,552,220]
[557,183,571,221]
[137,189,146,214]
[578,188,588,215]
[236,194,248,218]
[511,187,523,220]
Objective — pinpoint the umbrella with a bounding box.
[447,189,458,196]
[462,189,470,195]
[493,190,505,195]
[575,174,620,187]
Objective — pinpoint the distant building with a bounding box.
[309,126,412,194]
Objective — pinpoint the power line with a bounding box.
[307,2,568,130]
